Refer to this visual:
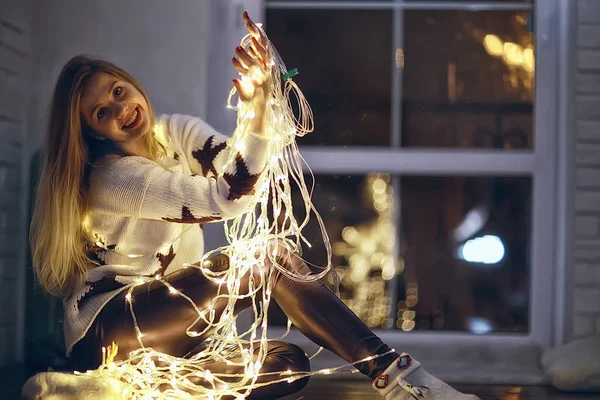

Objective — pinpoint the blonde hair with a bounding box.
[30,55,165,298]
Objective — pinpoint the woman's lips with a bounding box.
[123,107,141,129]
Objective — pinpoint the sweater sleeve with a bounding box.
[91,134,270,223]
[160,114,266,179]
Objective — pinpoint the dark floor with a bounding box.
[282,379,600,400]
[5,365,600,399]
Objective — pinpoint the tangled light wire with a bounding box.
[84,28,393,399]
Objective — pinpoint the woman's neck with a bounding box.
[116,137,152,160]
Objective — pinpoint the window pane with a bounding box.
[267,174,531,334]
[266,9,393,146]
[397,175,531,333]
[402,11,534,149]
[267,174,396,328]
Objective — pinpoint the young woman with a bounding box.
[24,12,478,400]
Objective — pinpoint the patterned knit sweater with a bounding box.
[63,114,271,355]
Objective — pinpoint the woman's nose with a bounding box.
[115,103,129,121]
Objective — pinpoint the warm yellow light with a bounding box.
[523,48,535,72]
[204,369,214,382]
[82,215,91,230]
[503,42,524,66]
[381,265,395,281]
[402,320,416,331]
[483,34,504,56]
[372,178,386,194]
[153,122,166,144]
[341,226,359,244]
[402,310,416,320]
[234,141,246,152]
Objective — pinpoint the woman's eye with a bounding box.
[97,108,106,119]
[113,87,122,97]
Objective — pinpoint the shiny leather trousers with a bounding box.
[71,248,399,399]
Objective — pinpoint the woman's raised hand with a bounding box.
[232,11,270,106]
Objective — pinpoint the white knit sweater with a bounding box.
[63,114,271,355]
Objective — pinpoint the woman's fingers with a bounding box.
[250,37,267,64]
[234,12,270,103]
[232,78,251,102]
[243,11,262,41]
[232,57,247,75]
[247,46,266,69]
[235,46,255,69]
[241,11,268,66]
[247,46,257,60]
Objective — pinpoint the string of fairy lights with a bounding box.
[80,27,395,399]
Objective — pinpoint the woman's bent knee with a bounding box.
[267,341,311,373]
[264,341,311,395]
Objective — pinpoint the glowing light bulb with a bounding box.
[483,34,504,56]
[503,42,524,66]
[234,141,246,153]
[459,235,505,265]
[204,369,214,382]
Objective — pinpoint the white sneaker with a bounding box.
[373,353,480,400]
[21,371,124,400]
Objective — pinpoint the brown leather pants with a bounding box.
[71,248,399,399]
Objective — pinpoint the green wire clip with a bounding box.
[282,68,299,80]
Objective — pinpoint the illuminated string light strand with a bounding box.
[87,343,398,399]
[83,28,386,399]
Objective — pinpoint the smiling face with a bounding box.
[80,72,151,148]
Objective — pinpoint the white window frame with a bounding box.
[211,0,570,383]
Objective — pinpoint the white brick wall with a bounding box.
[572,0,600,339]
[0,1,30,364]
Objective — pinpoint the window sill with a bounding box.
[267,328,547,385]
